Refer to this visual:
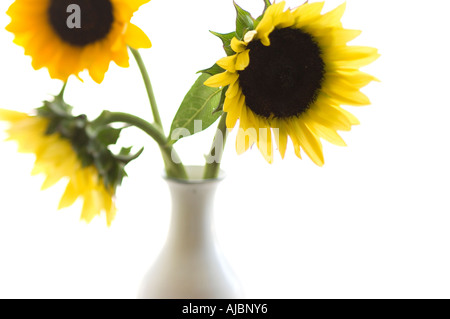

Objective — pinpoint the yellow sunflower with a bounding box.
[205,1,379,165]
[6,0,152,83]
[0,109,117,226]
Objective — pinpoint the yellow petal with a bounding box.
[101,188,116,227]
[334,105,360,125]
[224,87,240,112]
[226,110,239,130]
[59,180,80,209]
[125,23,152,49]
[272,120,288,159]
[40,172,63,191]
[244,30,257,43]
[226,79,240,99]
[293,120,324,166]
[328,70,379,89]
[225,91,244,129]
[235,50,250,71]
[255,3,280,46]
[329,28,361,45]
[125,0,151,13]
[284,121,302,159]
[235,108,257,154]
[113,46,130,68]
[312,100,358,131]
[204,71,238,88]
[306,116,347,147]
[231,37,247,53]
[106,205,117,227]
[323,83,371,106]
[293,1,324,28]
[315,2,346,28]
[271,2,295,28]
[80,191,98,224]
[0,109,28,123]
[256,120,274,164]
[88,53,111,84]
[327,46,380,68]
[217,54,237,72]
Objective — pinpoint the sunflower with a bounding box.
[0,107,124,226]
[205,1,379,165]
[6,0,152,83]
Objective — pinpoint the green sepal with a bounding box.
[210,31,236,56]
[44,117,62,135]
[212,87,228,115]
[99,157,126,190]
[102,147,144,189]
[234,1,256,39]
[255,0,273,25]
[197,63,225,76]
[96,126,122,147]
[39,99,73,117]
[119,146,133,156]
[115,147,144,164]
[36,97,142,192]
[169,73,223,144]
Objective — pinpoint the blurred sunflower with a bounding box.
[6,0,152,83]
[0,102,136,226]
[205,1,379,165]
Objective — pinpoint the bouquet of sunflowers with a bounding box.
[0,0,378,227]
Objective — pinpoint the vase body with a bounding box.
[138,167,243,299]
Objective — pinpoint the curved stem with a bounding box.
[93,111,187,179]
[203,113,228,179]
[129,47,163,130]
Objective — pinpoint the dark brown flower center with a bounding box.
[48,0,114,47]
[238,28,325,118]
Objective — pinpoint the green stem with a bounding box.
[56,81,68,101]
[203,113,228,179]
[93,111,187,179]
[129,47,163,130]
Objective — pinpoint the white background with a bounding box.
[0,0,449,299]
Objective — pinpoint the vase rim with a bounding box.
[163,165,226,184]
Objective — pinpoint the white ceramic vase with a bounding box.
[138,166,243,299]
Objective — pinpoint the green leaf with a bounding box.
[264,0,272,10]
[210,31,236,56]
[198,63,225,76]
[169,74,223,144]
[234,1,255,39]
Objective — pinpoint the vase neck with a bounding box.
[165,179,221,250]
